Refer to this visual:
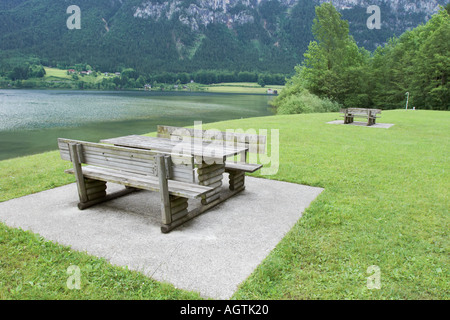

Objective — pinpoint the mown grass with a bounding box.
[43,67,109,84]
[43,67,72,80]
[0,110,448,299]
[205,82,284,94]
[202,110,449,299]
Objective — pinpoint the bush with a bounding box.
[274,89,342,114]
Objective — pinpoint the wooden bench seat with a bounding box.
[65,166,210,200]
[340,108,382,126]
[223,162,263,173]
[58,138,213,233]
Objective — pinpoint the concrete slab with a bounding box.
[327,120,394,128]
[0,174,323,299]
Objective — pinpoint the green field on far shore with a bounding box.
[204,82,284,94]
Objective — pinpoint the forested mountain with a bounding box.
[0,0,447,75]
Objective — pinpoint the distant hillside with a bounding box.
[0,0,447,75]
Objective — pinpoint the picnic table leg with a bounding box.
[345,114,354,124]
[197,161,225,205]
[228,169,245,191]
[69,143,109,208]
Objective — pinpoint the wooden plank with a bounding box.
[171,201,189,215]
[204,187,221,198]
[157,125,267,154]
[172,172,195,183]
[77,187,137,210]
[172,165,195,173]
[199,174,224,186]
[231,181,244,191]
[157,125,266,145]
[87,191,107,201]
[170,196,188,208]
[85,179,106,188]
[225,162,262,173]
[79,149,157,167]
[59,138,161,160]
[227,169,245,177]
[203,180,222,190]
[230,176,245,185]
[69,143,88,203]
[197,167,225,182]
[59,143,158,176]
[197,164,223,175]
[201,193,220,205]
[59,145,157,164]
[171,209,189,222]
[86,184,107,195]
[65,166,212,199]
[82,153,156,175]
[157,155,172,225]
[101,135,243,159]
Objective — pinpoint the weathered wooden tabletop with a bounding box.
[100,135,247,160]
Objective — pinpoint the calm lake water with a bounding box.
[0,89,274,161]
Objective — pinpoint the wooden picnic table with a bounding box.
[58,138,214,233]
[101,134,248,207]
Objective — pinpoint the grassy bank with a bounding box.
[204,82,284,94]
[0,110,448,299]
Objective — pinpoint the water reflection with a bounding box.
[0,90,274,160]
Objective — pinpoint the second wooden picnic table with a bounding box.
[101,134,248,205]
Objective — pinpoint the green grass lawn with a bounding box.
[0,110,448,299]
[43,67,108,84]
[43,67,72,80]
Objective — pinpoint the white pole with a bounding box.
[405,92,409,110]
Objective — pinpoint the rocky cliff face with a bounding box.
[130,0,448,54]
[132,0,446,28]
[323,0,443,17]
[134,0,293,30]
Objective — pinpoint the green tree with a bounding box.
[369,6,449,110]
[136,75,146,88]
[257,74,265,88]
[8,65,30,80]
[121,68,138,80]
[410,8,450,110]
[286,2,370,107]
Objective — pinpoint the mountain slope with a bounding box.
[0,0,447,74]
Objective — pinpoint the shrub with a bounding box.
[274,89,342,114]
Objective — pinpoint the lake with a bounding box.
[0,89,274,161]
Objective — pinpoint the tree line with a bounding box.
[0,65,287,89]
[272,3,450,113]
[6,64,46,81]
